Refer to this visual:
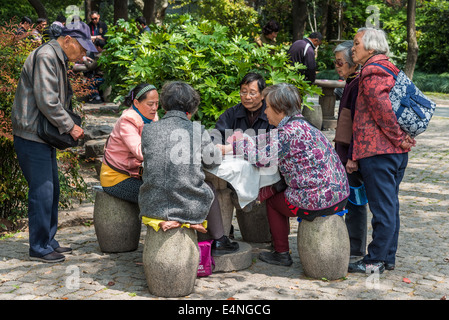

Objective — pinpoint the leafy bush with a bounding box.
[99,14,322,128]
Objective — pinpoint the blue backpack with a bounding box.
[369,63,436,138]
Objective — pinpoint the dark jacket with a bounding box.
[288,38,317,83]
[335,73,359,164]
[88,21,108,40]
[214,100,275,144]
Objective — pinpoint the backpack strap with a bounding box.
[365,62,397,80]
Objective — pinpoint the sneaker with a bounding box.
[211,236,239,256]
[30,252,65,263]
[54,247,72,254]
[348,260,384,274]
[259,251,293,266]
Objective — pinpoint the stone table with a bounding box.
[314,79,346,129]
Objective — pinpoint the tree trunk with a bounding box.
[143,0,156,24]
[114,0,129,23]
[320,0,330,40]
[404,0,418,80]
[292,0,308,42]
[28,0,47,19]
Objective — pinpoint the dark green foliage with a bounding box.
[99,14,322,128]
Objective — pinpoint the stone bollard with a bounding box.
[236,201,272,243]
[297,214,350,280]
[143,226,199,297]
[93,189,141,253]
[302,104,323,130]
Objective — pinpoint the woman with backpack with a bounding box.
[348,27,416,274]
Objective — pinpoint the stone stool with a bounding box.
[236,201,272,243]
[143,226,199,297]
[297,214,350,280]
[93,188,141,253]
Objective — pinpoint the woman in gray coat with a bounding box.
[139,81,238,256]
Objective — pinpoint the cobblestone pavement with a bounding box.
[1,102,448,303]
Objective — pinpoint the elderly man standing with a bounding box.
[88,11,108,43]
[288,32,323,83]
[11,22,97,263]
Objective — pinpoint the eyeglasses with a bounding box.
[334,60,348,67]
[239,91,259,98]
[91,17,99,21]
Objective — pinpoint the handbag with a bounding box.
[367,63,435,138]
[197,240,215,277]
[37,109,81,150]
[32,42,82,149]
[334,107,353,145]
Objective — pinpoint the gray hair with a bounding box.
[356,27,390,56]
[262,83,302,116]
[334,40,357,68]
[160,81,200,114]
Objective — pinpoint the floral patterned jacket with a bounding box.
[352,54,410,160]
[234,115,349,211]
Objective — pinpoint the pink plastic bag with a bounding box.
[197,240,215,277]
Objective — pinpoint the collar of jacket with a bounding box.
[47,39,69,69]
[235,99,269,121]
[362,54,389,69]
[162,109,190,120]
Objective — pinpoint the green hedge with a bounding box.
[99,14,322,128]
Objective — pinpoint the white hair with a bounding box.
[356,27,390,56]
[334,40,357,68]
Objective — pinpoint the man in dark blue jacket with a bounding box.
[288,32,323,83]
[214,72,275,144]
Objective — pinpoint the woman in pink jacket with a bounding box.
[100,83,159,203]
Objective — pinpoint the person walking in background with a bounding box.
[333,40,368,261]
[288,32,323,84]
[348,27,416,274]
[11,22,97,263]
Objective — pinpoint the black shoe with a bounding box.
[54,247,72,254]
[384,263,395,270]
[348,260,385,274]
[212,236,239,256]
[259,251,293,266]
[30,252,65,263]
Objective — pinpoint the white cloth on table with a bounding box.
[205,154,281,208]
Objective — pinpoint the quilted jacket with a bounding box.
[352,54,410,161]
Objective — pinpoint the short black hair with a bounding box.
[160,81,200,114]
[136,16,146,25]
[56,14,66,23]
[239,72,266,93]
[262,20,280,35]
[309,32,323,41]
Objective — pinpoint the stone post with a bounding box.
[143,226,199,297]
[93,189,141,253]
[297,214,349,280]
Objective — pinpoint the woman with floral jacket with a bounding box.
[218,83,349,266]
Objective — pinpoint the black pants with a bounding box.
[345,171,368,257]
